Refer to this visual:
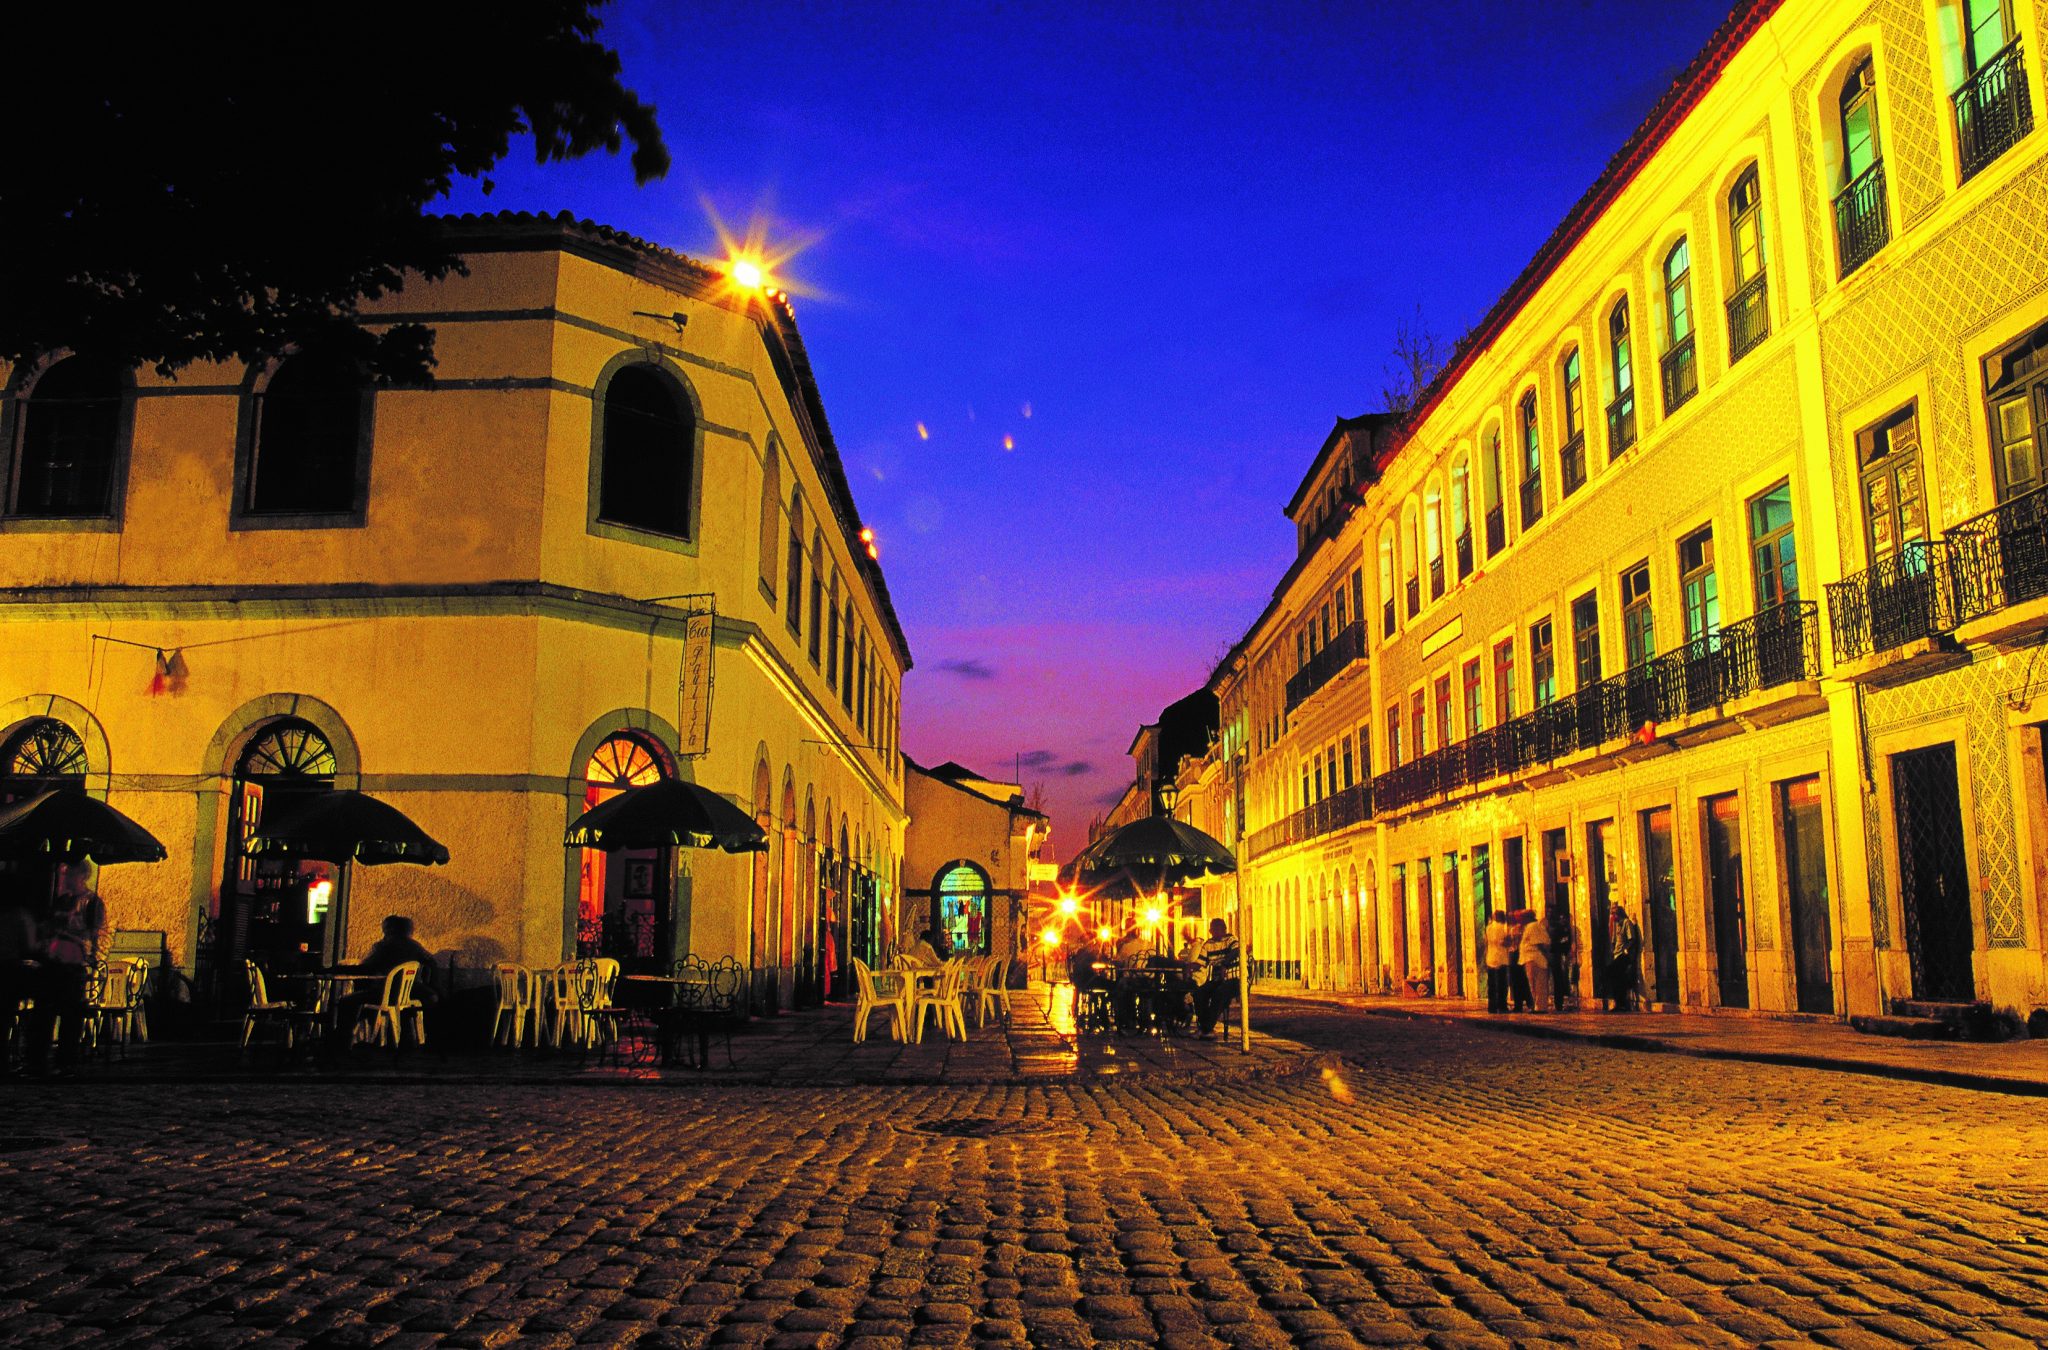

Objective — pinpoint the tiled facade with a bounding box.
[1178,0,2048,1027]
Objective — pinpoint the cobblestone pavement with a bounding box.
[4,1002,2047,1349]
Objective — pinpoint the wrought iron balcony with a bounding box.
[1454,527,1473,578]
[1519,474,1543,530]
[1284,620,1365,713]
[1382,598,1396,639]
[1428,555,1445,599]
[1726,272,1769,362]
[1607,391,1636,457]
[1956,39,2034,182]
[1661,335,1698,415]
[1369,602,1820,817]
[1946,484,2048,627]
[1558,432,1586,497]
[1405,575,1421,618]
[1245,780,1372,859]
[1827,541,1954,661]
[1834,161,1889,278]
[1484,503,1506,556]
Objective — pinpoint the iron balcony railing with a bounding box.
[1428,555,1445,599]
[1245,779,1372,859]
[1834,161,1890,277]
[1726,271,1770,362]
[1956,39,2034,182]
[1946,482,2048,626]
[1382,598,1396,639]
[1454,526,1473,578]
[1372,601,1819,815]
[1661,335,1698,415]
[1284,621,1365,712]
[1559,432,1586,497]
[1826,540,1954,661]
[1519,474,1544,530]
[1607,391,1637,457]
[1405,575,1422,618]
[1484,503,1506,556]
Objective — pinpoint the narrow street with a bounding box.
[3,1003,2043,1347]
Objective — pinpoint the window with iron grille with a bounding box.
[1572,591,1602,688]
[1621,563,1655,669]
[1518,392,1543,529]
[1530,618,1556,706]
[1726,166,1769,362]
[1749,480,1799,607]
[1493,638,1516,723]
[1607,300,1637,455]
[1680,527,1720,643]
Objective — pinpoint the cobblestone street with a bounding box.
[5,1001,2047,1348]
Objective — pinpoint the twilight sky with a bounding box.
[443,0,1735,855]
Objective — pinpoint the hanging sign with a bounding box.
[677,610,715,758]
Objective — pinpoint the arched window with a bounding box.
[1401,502,1421,619]
[1,719,87,804]
[784,491,805,638]
[1662,238,1698,414]
[825,570,842,690]
[1559,349,1586,496]
[1449,456,1472,577]
[596,364,694,538]
[1517,392,1543,530]
[1608,300,1637,455]
[1834,58,1889,276]
[807,530,825,666]
[247,349,367,518]
[1377,525,1397,638]
[1482,429,1506,556]
[1949,0,2029,179]
[1423,481,1445,600]
[758,442,782,597]
[1727,166,1770,362]
[10,357,124,518]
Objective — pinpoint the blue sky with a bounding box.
[444,0,1737,852]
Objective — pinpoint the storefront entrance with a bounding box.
[1704,793,1749,1009]
[1781,776,1834,1014]
[0,718,89,916]
[1892,743,1974,1002]
[1639,808,1680,1005]
[933,861,991,956]
[576,733,674,970]
[221,720,340,977]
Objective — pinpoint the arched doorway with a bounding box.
[776,771,797,1008]
[576,732,673,967]
[933,860,992,956]
[222,719,339,973]
[748,756,774,1012]
[0,718,90,910]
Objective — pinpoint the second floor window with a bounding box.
[1750,480,1799,607]
[1531,618,1556,705]
[1424,484,1446,599]
[1493,638,1516,723]
[785,495,805,638]
[1622,563,1656,669]
[1727,166,1770,361]
[1679,526,1720,643]
[1433,675,1452,749]
[1410,690,1426,757]
[1608,300,1637,455]
[1450,458,1473,576]
[1462,659,1483,737]
[1662,239,1697,414]
[9,356,124,519]
[248,349,368,519]
[1385,705,1402,770]
[808,531,825,664]
[1519,392,1543,529]
[1378,530,1398,637]
[1484,429,1507,555]
[1986,321,2047,502]
[758,444,782,598]
[1859,404,1928,560]
[1835,58,1890,276]
[1572,591,1602,688]
[826,574,841,689]
[1953,0,2031,180]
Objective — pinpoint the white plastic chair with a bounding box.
[913,959,968,1043]
[355,961,426,1048]
[976,957,1015,1026]
[241,960,294,1048]
[852,959,910,1043]
[542,962,584,1049]
[491,963,535,1047]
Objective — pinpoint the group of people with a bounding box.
[0,862,107,1078]
[1483,903,1643,1014]
[1067,917,1240,1038]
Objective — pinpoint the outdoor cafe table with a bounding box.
[619,973,712,1067]
[282,971,385,1057]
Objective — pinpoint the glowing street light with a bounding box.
[729,256,766,290]
[1059,895,1078,917]
[1040,926,1060,949]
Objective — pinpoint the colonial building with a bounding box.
[901,758,1047,967]
[1216,0,2048,1030]
[0,212,909,1012]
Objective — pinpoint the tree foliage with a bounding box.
[2,2,668,380]
[1379,306,1451,418]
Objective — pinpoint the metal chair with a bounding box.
[241,960,294,1049]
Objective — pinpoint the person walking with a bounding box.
[1506,910,1534,1013]
[1548,906,1576,1012]
[29,862,105,1077]
[1518,908,1549,1013]
[1482,908,1513,1014]
[1192,918,1240,1039]
[1608,906,1644,1012]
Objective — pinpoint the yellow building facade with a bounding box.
[1217,0,2048,1029]
[0,214,908,1013]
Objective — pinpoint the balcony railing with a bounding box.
[1559,432,1586,497]
[1484,503,1506,556]
[1245,780,1372,859]
[1834,161,1890,278]
[1284,620,1365,712]
[1607,391,1637,457]
[1726,272,1770,362]
[1661,335,1698,415]
[1947,483,2048,626]
[1382,598,1396,639]
[1372,602,1819,815]
[1956,39,2034,182]
[1405,575,1421,618]
[1428,555,1445,599]
[1827,540,1954,661]
[1519,475,1544,530]
[1454,527,1473,578]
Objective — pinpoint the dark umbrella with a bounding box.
[244,790,451,866]
[1073,815,1236,888]
[0,790,167,864]
[563,779,767,853]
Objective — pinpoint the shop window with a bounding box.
[8,356,126,519]
[1608,299,1637,455]
[246,349,369,520]
[1661,239,1697,415]
[1726,166,1770,361]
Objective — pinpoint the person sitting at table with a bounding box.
[1112,922,1151,1033]
[336,914,438,1040]
[1066,935,1114,1032]
[1193,918,1241,1039]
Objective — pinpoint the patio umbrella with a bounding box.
[1073,815,1236,888]
[563,779,768,853]
[0,790,167,864]
[244,790,451,866]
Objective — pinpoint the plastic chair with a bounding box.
[975,957,1015,1026]
[355,962,426,1049]
[491,963,535,1047]
[577,958,631,1064]
[913,959,968,1043]
[852,959,909,1043]
[241,960,294,1049]
[541,962,583,1050]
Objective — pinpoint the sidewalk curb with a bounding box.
[1349,1003,2048,1099]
